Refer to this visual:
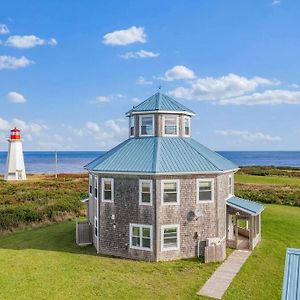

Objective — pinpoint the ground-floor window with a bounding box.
[161,224,180,251]
[129,223,152,251]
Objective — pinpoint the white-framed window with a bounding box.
[89,174,93,195]
[129,116,135,137]
[161,180,180,205]
[161,224,180,251]
[197,179,214,203]
[139,179,153,205]
[94,216,98,237]
[228,174,234,196]
[163,115,178,136]
[94,176,98,199]
[129,223,152,251]
[139,115,154,136]
[183,117,190,137]
[101,178,114,202]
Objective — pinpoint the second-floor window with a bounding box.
[89,175,93,195]
[94,176,98,199]
[161,180,180,205]
[102,178,114,202]
[228,175,234,196]
[197,179,214,203]
[164,115,178,135]
[139,180,153,205]
[130,116,135,137]
[140,115,154,136]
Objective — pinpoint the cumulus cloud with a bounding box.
[215,129,281,142]
[160,65,196,81]
[0,55,34,70]
[169,73,279,102]
[0,24,9,34]
[103,26,146,46]
[89,93,125,104]
[7,91,26,103]
[5,35,58,48]
[136,76,153,85]
[120,50,159,59]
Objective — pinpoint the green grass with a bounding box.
[235,174,300,186]
[0,204,299,300]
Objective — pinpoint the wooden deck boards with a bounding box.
[198,250,251,299]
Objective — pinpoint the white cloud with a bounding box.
[103,26,146,46]
[136,76,153,85]
[5,35,57,48]
[7,91,26,103]
[120,50,159,59]
[86,121,100,133]
[272,0,280,5]
[89,93,125,104]
[0,118,11,131]
[220,90,300,105]
[0,55,34,70]
[131,97,141,104]
[161,65,196,81]
[0,24,9,34]
[215,129,281,142]
[169,73,279,101]
[95,96,110,103]
[288,84,299,89]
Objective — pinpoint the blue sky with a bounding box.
[1,0,300,151]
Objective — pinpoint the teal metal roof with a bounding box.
[282,248,300,300]
[126,92,195,115]
[227,196,264,215]
[85,137,237,173]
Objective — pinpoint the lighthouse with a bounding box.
[4,127,27,181]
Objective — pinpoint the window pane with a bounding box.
[104,182,111,190]
[199,191,212,201]
[142,182,150,193]
[104,191,111,200]
[142,193,151,203]
[164,116,177,135]
[199,181,212,190]
[142,238,150,248]
[164,182,177,192]
[163,193,177,203]
[142,227,150,238]
[141,117,153,135]
[132,237,140,247]
[132,226,140,236]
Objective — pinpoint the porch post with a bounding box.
[235,212,239,249]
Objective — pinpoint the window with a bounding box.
[130,224,152,251]
[139,180,153,205]
[164,115,178,136]
[197,179,214,203]
[161,180,180,205]
[89,175,93,195]
[184,117,190,136]
[161,225,180,251]
[130,116,135,137]
[94,216,98,237]
[101,178,114,202]
[140,115,154,136]
[228,175,234,196]
[94,176,98,199]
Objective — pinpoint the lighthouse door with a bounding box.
[17,170,22,180]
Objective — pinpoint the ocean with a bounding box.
[0,151,299,174]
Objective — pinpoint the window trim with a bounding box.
[163,115,179,137]
[161,179,180,206]
[228,174,234,196]
[129,223,153,251]
[129,116,135,137]
[196,178,214,203]
[183,116,191,137]
[161,224,180,251]
[139,179,153,206]
[139,114,154,137]
[101,178,114,203]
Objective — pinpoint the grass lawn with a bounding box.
[0,204,299,300]
[235,174,300,186]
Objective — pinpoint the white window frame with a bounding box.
[139,115,154,137]
[89,174,93,196]
[196,178,214,203]
[101,178,114,203]
[161,179,180,205]
[129,116,135,137]
[139,179,153,206]
[129,223,153,251]
[183,116,191,137]
[161,224,180,251]
[228,174,234,196]
[163,115,179,136]
[94,176,98,199]
[94,216,98,238]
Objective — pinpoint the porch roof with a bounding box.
[227,196,264,216]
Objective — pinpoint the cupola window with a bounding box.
[164,115,178,136]
[140,115,154,136]
[130,116,135,137]
[184,117,190,136]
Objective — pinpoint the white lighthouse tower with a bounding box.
[4,127,27,181]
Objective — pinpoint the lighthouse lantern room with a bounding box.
[4,127,27,181]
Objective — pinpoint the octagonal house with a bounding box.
[77,91,264,262]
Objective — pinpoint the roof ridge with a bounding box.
[183,138,222,171]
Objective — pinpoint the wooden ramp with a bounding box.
[198,250,251,299]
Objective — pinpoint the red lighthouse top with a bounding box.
[10,127,21,140]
